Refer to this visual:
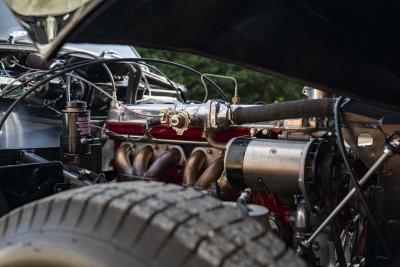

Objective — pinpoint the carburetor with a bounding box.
[160,100,233,134]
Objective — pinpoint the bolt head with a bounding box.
[250,128,257,136]
[269,148,278,155]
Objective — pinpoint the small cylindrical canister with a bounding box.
[62,101,90,155]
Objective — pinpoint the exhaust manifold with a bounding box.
[115,143,180,180]
[183,149,224,192]
[115,143,224,191]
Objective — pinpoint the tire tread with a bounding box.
[0,182,305,267]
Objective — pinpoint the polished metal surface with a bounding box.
[108,101,257,130]
[191,147,223,166]
[109,102,300,135]
[114,143,134,176]
[302,86,327,100]
[133,145,154,176]
[0,111,61,149]
[132,142,186,165]
[242,139,312,193]
[144,148,180,178]
[115,142,186,179]
[183,150,206,186]
[194,157,223,189]
[294,200,310,239]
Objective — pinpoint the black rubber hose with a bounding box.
[125,63,142,104]
[232,98,336,125]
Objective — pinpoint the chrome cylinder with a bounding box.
[225,137,315,194]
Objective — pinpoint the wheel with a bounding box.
[0,181,304,267]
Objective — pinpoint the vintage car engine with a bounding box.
[102,90,349,265]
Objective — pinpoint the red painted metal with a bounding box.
[252,191,292,240]
[107,121,282,142]
[106,121,252,142]
[252,191,290,225]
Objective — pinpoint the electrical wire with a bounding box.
[66,73,115,102]
[200,73,238,103]
[56,51,116,95]
[334,96,392,259]
[65,73,161,118]
[136,59,229,102]
[0,61,91,98]
[28,94,63,108]
[59,54,226,103]
[0,57,229,132]
[137,62,184,102]
[0,70,46,97]
[9,59,38,71]
[3,57,227,104]
[1,57,228,102]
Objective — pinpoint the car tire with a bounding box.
[0,181,304,267]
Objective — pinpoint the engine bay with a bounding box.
[1,47,400,266]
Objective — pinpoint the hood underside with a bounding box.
[68,0,400,109]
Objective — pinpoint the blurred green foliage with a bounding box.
[137,47,304,104]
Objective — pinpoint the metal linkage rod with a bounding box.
[304,147,393,246]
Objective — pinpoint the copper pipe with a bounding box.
[205,131,226,150]
[133,145,154,176]
[144,148,180,178]
[115,143,134,177]
[194,157,224,189]
[182,150,206,186]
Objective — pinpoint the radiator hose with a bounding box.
[232,98,336,125]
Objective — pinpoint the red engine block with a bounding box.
[107,121,290,232]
